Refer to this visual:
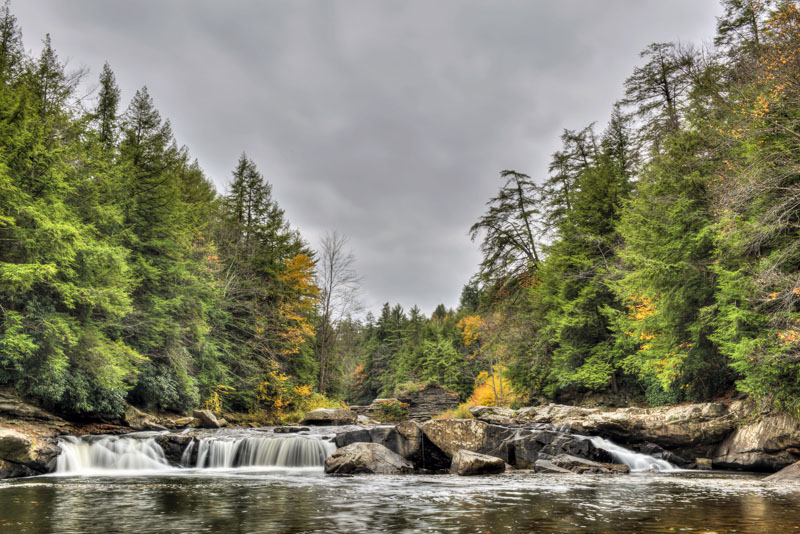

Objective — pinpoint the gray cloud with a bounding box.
[15,0,721,315]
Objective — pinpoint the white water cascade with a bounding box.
[589,436,680,472]
[54,433,336,474]
[194,436,335,469]
[55,436,173,473]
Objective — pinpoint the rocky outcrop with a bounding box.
[324,442,414,475]
[514,402,737,449]
[397,385,460,420]
[450,450,505,476]
[712,413,800,471]
[764,461,800,483]
[301,408,357,426]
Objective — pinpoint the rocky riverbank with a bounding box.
[4,388,800,480]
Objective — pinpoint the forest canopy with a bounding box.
[1,0,800,420]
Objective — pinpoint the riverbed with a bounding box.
[2,468,799,533]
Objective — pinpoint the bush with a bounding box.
[374,399,409,422]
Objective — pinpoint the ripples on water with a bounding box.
[2,469,800,533]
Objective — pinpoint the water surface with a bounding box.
[2,469,798,533]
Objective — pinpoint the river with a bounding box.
[1,429,798,533]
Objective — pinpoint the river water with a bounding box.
[1,430,799,533]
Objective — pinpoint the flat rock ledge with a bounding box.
[301,408,357,426]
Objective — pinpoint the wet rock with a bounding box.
[506,431,613,469]
[469,406,517,425]
[192,409,221,429]
[764,461,800,483]
[538,454,629,475]
[274,426,310,433]
[0,428,36,464]
[155,434,194,465]
[713,413,800,471]
[450,449,505,476]
[634,442,692,468]
[696,458,712,470]
[324,442,414,475]
[533,459,575,474]
[0,459,36,479]
[301,408,357,426]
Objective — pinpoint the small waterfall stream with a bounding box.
[55,433,335,474]
[589,436,679,472]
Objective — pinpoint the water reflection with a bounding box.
[1,471,799,533]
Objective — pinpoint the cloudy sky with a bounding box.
[16,1,721,316]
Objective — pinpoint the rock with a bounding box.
[301,408,357,426]
[192,409,221,429]
[154,434,194,464]
[357,415,378,424]
[324,442,414,475]
[534,459,576,474]
[274,426,310,433]
[469,406,517,425]
[0,391,63,422]
[334,421,450,470]
[515,402,738,449]
[0,428,36,464]
[764,461,800,483]
[696,458,712,470]
[163,417,195,429]
[396,385,460,420]
[450,449,505,476]
[506,431,613,469]
[634,441,692,468]
[713,413,800,471]
[538,454,630,475]
[421,419,522,463]
[0,459,36,479]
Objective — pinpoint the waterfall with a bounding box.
[589,436,679,472]
[54,433,335,474]
[194,436,335,468]
[55,435,173,473]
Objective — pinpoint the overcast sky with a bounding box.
[15,1,721,316]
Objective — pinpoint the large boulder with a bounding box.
[713,413,800,471]
[301,408,357,426]
[192,409,222,429]
[334,421,450,470]
[421,419,519,462]
[0,428,36,464]
[469,406,517,425]
[764,461,800,483]
[450,449,505,476]
[324,442,414,475]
